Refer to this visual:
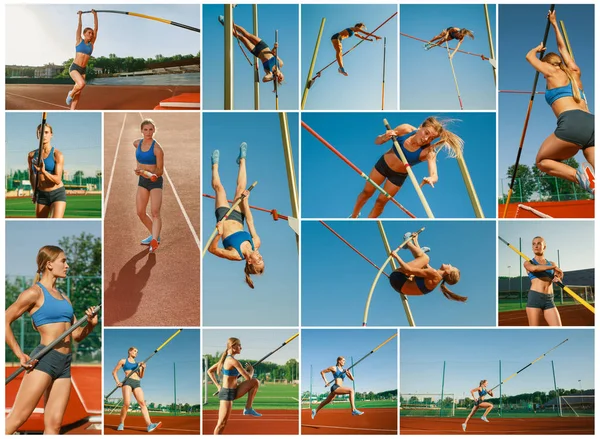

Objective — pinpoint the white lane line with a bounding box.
[6,92,70,109]
[302,424,397,432]
[104,113,128,214]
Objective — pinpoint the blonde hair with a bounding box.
[440,267,467,302]
[216,337,240,375]
[140,119,157,132]
[83,27,94,36]
[336,356,345,366]
[460,29,475,40]
[36,123,53,140]
[541,52,582,103]
[421,117,464,159]
[128,347,137,355]
[244,261,264,289]
[33,245,64,284]
[479,379,487,386]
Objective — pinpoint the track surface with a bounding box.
[104,415,200,435]
[203,409,299,435]
[499,304,594,326]
[301,408,398,435]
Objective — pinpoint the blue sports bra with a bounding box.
[30,282,73,328]
[415,276,434,294]
[222,355,241,377]
[123,359,138,372]
[332,366,346,380]
[32,146,56,174]
[262,56,279,74]
[478,388,488,397]
[545,82,586,106]
[136,140,157,165]
[447,27,461,40]
[76,39,93,56]
[527,259,555,281]
[392,130,424,167]
[223,231,255,260]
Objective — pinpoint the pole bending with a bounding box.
[502,4,555,218]
[301,121,415,218]
[82,10,199,32]
[498,236,594,313]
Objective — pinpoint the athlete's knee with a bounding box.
[150,208,161,220]
[251,378,260,388]
[374,194,389,208]
[136,206,147,219]
[138,400,147,409]
[122,402,130,410]
[44,415,63,434]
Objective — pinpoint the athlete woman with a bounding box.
[526,10,595,195]
[112,347,161,432]
[28,123,67,218]
[425,27,474,58]
[462,379,494,431]
[311,356,363,418]
[208,143,264,289]
[5,245,99,434]
[207,337,262,434]
[331,23,381,76]
[66,10,98,110]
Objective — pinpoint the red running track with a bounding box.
[203,409,299,435]
[499,200,594,219]
[104,415,200,435]
[301,408,398,435]
[499,304,594,326]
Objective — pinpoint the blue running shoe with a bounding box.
[237,142,247,164]
[141,236,160,245]
[352,409,364,416]
[576,166,595,195]
[421,246,431,254]
[66,91,73,106]
[117,423,124,431]
[218,15,224,26]
[243,407,262,417]
[311,409,316,419]
[147,422,162,432]
[211,150,220,166]
[338,67,348,76]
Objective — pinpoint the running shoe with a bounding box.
[149,239,159,253]
[401,231,413,249]
[237,142,247,164]
[338,67,348,76]
[211,150,220,166]
[421,246,431,254]
[117,423,124,431]
[243,407,262,417]
[352,409,364,416]
[218,15,224,26]
[583,163,595,194]
[348,212,361,219]
[311,409,316,419]
[461,423,467,431]
[576,166,595,196]
[481,416,489,422]
[141,236,160,246]
[147,422,162,432]
[66,91,73,106]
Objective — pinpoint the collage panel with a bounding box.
[498,4,594,218]
[202,328,300,435]
[5,112,102,219]
[302,220,496,327]
[498,220,595,327]
[399,4,496,111]
[103,328,200,434]
[5,4,200,111]
[301,328,398,435]
[301,112,496,219]
[300,4,398,111]
[103,112,200,327]
[400,329,595,435]
[5,221,102,434]
[202,4,299,110]
[201,112,299,327]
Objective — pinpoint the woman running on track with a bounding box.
[311,356,363,419]
[350,116,464,218]
[27,123,67,218]
[66,10,98,110]
[207,337,262,434]
[523,236,563,326]
[425,27,474,58]
[389,232,466,302]
[218,16,284,85]
[5,246,99,435]
[462,379,494,431]
[208,143,264,289]
[112,347,161,433]
[134,119,164,253]
[331,23,381,76]
[526,10,595,195]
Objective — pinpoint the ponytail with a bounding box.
[440,268,467,302]
[461,29,475,40]
[244,260,265,289]
[421,116,464,159]
[33,245,64,286]
[217,337,241,374]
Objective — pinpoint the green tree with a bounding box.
[501,164,537,203]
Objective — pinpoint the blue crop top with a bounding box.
[447,27,461,40]
[415,276,434,295]
[262,56,280,74]
[30,282,73,328]
[332,367,346,380]
[393,131,424,167]
[527,259,555,281]
[123,359,138,372]
[32,146,56,174]
[545,82,586,106]
[222,355,241,377]
[223,231,255,260]
[345,28,355,38]
[478,388,488,397]
[76,39,93,56]
[136,140,157,165]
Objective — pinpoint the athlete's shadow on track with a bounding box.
[104,249,156,326]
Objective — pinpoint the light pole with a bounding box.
[508,266,512,291]
[578,380,583,393]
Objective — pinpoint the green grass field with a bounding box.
[302,399,397,410]
[6,194,102,218]
[401,407,594,418]
[204,382,299,410]
[499,300,594,313]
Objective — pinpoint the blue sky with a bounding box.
[5,112,102,179]
[5,5,200,65]
[498,4,595,196]
[301,220,496,327]
[203,4,299,110]
[498,220,595,277]
[400,4,496,110]
[301,112,496,218]
[104,329,200,406]
[401,329,594,398]
[202,113,299,326]
[203,329,299,367]
[302,329,397,394]
[6,221,101,276]
[301,4,398,110]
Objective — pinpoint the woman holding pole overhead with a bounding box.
[5,245,99,435]
[207,337,263,434]
[27,122,67,218]
[66,10,98,110]
[461,379,494,431]
[311,356,363,418]
[389,231,466,302]
[331,23,381,76]
[207,143,264,289]
[111,347,162,433]
[526,10,595,195]
[425,27,475,58]
[523,236,563,326]
[350,116,464,218]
